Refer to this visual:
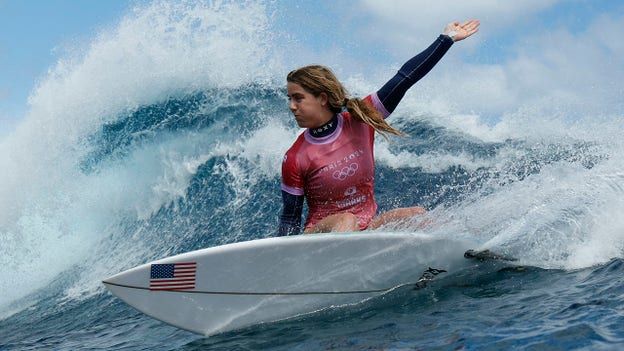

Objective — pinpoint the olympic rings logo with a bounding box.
[332,162,359,181]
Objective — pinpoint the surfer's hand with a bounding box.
[444,20,480,42]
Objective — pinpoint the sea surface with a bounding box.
[1,1,623,350]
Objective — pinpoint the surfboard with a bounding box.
[102,232,474,336]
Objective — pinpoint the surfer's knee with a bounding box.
[332,213,358,232]
[304,213,359,234]
[370,206,427,230]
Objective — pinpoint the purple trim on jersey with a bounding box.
[368,92,391,118]
[281,182,304,196]
[304,114,344,145]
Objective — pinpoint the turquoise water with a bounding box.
[1,1,623,350]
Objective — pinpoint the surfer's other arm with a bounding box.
[279,191,304,236]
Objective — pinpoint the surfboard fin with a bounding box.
[464,249,518,262]
[414,267,447,289]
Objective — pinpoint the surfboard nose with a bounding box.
[102,263,151,290]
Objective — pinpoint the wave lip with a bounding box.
[0,0,280,312]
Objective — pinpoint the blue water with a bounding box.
[1,1,624,350]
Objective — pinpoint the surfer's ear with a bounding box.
[317,92,330,108]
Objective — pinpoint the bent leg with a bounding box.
[303,213,359,234]
[369,206,426,230]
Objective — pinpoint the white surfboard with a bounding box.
[102,232,474,336]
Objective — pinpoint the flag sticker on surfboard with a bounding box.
[150,262,197,290]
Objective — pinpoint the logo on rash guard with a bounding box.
[336,195,367,209]
[317,149,365,176]
[332,163,359,181]
[344,186,357,196]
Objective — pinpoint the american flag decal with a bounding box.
[150,262,197,291]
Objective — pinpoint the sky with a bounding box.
[0,0,132,132]
[1,0,623,137]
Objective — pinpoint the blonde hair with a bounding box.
[287,65,405,137]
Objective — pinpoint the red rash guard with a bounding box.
[281,95,386,230]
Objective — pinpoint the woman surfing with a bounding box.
[279,20,480,236]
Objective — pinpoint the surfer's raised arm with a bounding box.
[374,20,480,117]
[279,20,480,236]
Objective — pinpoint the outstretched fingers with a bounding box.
[454,19,480,41]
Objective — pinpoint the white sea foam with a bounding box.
[0,0,279,311]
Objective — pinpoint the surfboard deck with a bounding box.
[103,232,475,336]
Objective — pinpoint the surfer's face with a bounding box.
[287,82,332,129]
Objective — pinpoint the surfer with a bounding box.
[279,20,480,236]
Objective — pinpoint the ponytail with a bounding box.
[343,97,406,137]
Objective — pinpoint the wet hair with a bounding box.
[286,65,405,137]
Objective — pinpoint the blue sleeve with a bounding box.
[377,35,454,114]
[278,190,304,236]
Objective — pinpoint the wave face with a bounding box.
[1,1,623,349]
